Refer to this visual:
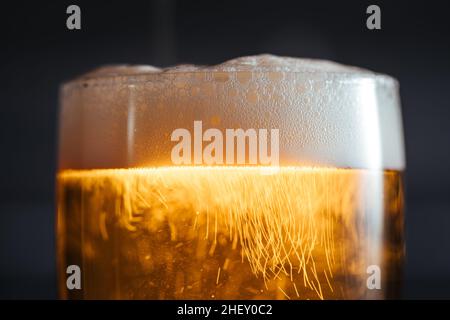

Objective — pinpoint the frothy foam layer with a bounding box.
[60,55,404,170]
[76,54,393,80]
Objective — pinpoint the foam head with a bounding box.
[59,54,405,170]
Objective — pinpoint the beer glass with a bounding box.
[57,55,405,299]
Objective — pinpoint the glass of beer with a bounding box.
[57,55,405,299]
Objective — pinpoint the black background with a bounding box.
[0,0,449,299]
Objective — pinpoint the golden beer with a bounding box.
[57,55,405,299]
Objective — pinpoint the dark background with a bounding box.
[1,0,449,299]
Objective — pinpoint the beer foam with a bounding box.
[75,54,386,77]
[166,55,374,73]
[80,65,162,78]
[60,55,405,170]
